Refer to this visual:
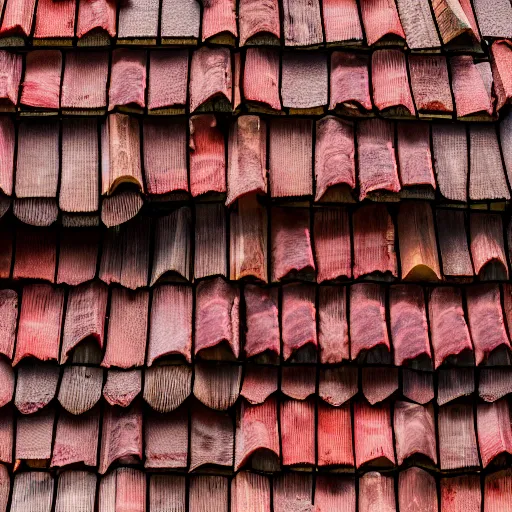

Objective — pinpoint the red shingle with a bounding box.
[0,289,16,361]
[202,0,237,42]
[243,48,280,112]
[13,225,56,281]
[33,0,75,40]
[103,369,142,407]
[144,365,192,413]
[231,472,271,512]
[432,0,481,45]
[98,468,146,512]
[150,475,186,512]
[361,366,398,404]
[0,0,36,38]
[240,365,278,404]
[359,472,395,511]
[189,476,228,512]
[485,470,512,512]
[322,0,363,44]
[14,361,59,414]
[76,0,116,39]
[0,51,21,110]
[315,475,355,512]
[399,468,437,512]
[281,366,316,400]
[195,204,227,279]
[479,367,512,402]
[438,367,475,405]
[402,369,434,405]
[359,0,405,45]
[477,399,512,467]
[491,41,512,111]
[318,402,354,467]
[16,406,55,462]
[54,471,97,512]
[280,399,315,466]
[21,51,61,110]
[441,475,481,512]
[319,367,357,408]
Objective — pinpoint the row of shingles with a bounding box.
[0,0,509,51]
[3,43,512,118]
[3,467,512,512]
[3,108,512,231]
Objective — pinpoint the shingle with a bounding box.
[99,402,143,474]
[280,399,315,466]
[0,0,37,39]
[0,289,16,361]
[399,468,437,512]
[76,0,116,40]
[14,284,64,366]
[189,476,228,512]
[144,365,192,413]
[359,0,405,45]
[491,41,512,112]
[16,406,55,462]
[58,366,103,415]
[231,472,271,512]
[15,361,59,414]
[150,475,186,512]
[21,51,61,110]
[477,399,512,467]
[316,475,355,512]
[145,408,188,469]
[98,468,146,512]
[189,47,232,112]
[148,50,189,113]
[239,0,280,45]
[202,0,237,43]
[0,120,13,214]
[479,366,512,402]
[103,369,141,407]
[318,402,354,467]
[161,0,200,43]
[322,0,363,45]
[0,51,22,110]
[0,404,12,462]
[282,0,323,47]
[54,471,97,512]
[189,115,226,198]
[361,366,399,404]
[33,0,75,41]
[402,369,434,404]
[108,50,147,112]
[11,472,53,512]
[372,49,415,117]
[318,288,349,364]
[409,55,454,117]
[396,0,440,50]
[152,209,191,282]
[484,470,512,511]
[102,288,149,369]
[193,362,241,409]
[438,367,475,405]
[118,0,159,43]
[432,0,481,45]
[240,365,278,404]
[281,365,316,400]
[230,197,267,282]
[472,0,512,39]
[13,225,56,281]
[273,474,313,512]
[397,201,441,281]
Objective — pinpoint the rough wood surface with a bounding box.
[319,367,358,406]
[396,0,440,49]
[479,367,512,402]
[477,399,512,467]
[240,365,278,404]
[0,51,22,108]
[317,402,354,467]
[101,189,143,228]
[150,475,186,512]
[440,475,481,512]
[282,0,323,47]
[438,367,474,405]
[273,473,313,512]
[21,51,61,109]
[34,0,75,39]
[14,361,59,414]
[98,468,146,512]
[103,369,142,407]
[202,0,237,41]
[322,0,362,44]
[359,0,405,45]
[402,369,434,405]
[0,404,12,463]
[16,406,55,461]
[143,365,192,413]
[0,0,37,37]
[11,472,53,512]
[0,288,16,360]
[118,0,159,40]
[231,472,271,512]
[485,470,512,512]
[281,366,316,400]
[432,0,480,44]
[195,204,227,279]
[359,472,396,511]
[58,366,103,415]
[280,399,315,466]
[399,468,437,512]
[13,226,56,281]
[315,475,355,512]
[193,362,241,410]
[239,0,280,45]
[189,476,228,512]
[243,48,281,111]
[77,0,116,39]
[361,367,399,404]
[161,0,200,41]
[492,41,512,112]
[54,471,96,512]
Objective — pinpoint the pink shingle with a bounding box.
[322,0,363,44]
[280,399,315,466]
[239,0,280,45]
[108,50,147,111]
[0,51,22,110]
[491,41,512,111]
[202,0,237,41]
[359,0,405,45]
[77,0,116,39]
[318,288,349,364]
[34,0,75,39]
[0,0,36,37]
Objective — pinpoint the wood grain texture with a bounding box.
[352,204,397,278]
[471,213,508,280]
[14,284,64,366]
[21,51,61,109]
[11,472,53,512]
[189,115,226,197]
[436,209,473,278]
[441,475,481,512]
[0,118,13,203]
[269,119,313,197]
[399,468,437,512]
[315,116,356,201]
[318,402,354,467]
[485,470,512,512]
[439,404,479,470]
[100,216,150,289]
[231,472,271,512]
[54,471,96,512]
[402,369,434,404]
[103,369,142,407]
[470,124,510,201]
[76,0,116,39]
[0,51,22,109]
[151,209,191,284]
[477,399,512,467]
[359,0,405,45]
[101,113,143,195]
[243,48,280,111]
[491,41,512,111]
[362,366,398,404]
[195,278,239,359]
[60,119,99,214]
[239,0,280,45]
[189,476,228,512]
[150,475,186,512]
[58,366,103,415]
[0,0,36,37]
[322,0,363,44]
[98,468,146,512]
[432,123,468,202]
[501,112,512,187]
[101,189,143,228]
[357,119,400,199]
[280,399,315,466]
[195,203,227,279]
[282,0,323,47]
[466,284,511,365]
[16,406,55,461]
[451,55,493,119]
[273,473,313,512]
[118,0,159,40]
[281,366,316,400]
[432,0,480,44]
[429,287,473,368]
[354,401,395,467]
[57,229,99,286]
[240,365,278,404]
[390,285,431,366]
[271,207,315,282]
[282,52,328,110]
[99,402,143,474]
[479,367,512,402]
[189,46,232,112]
[143,365,192,413]
[330,52,371,114]
[227,116,267,206]
[235,397,279,470]
[202,0,237,41]
[409,55,453,116]
[190,403,234,471]
[319,366,358,405]
[108,50,146,110]
[193,362,241,410]
[438,367,474,405]
[14,361,59,414]
[13,225,56,281]
[318,287,349,364]
[51,409,100,467]
[0,288,17,360]
[148,50,188,111]
[144,119,188,196]
[372,49,415,116]
[394,401,437,465]
[359,472,395,511]
[102,288,149,369]
[0,403,12,462]
[148,285,192,364]
[315,475,355,512]
[0,367,13,421]
[350,283,390,362]
[145,407,188,469]
[34,0,75,39]
[396,0,440,49]
[398,202,441,281]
